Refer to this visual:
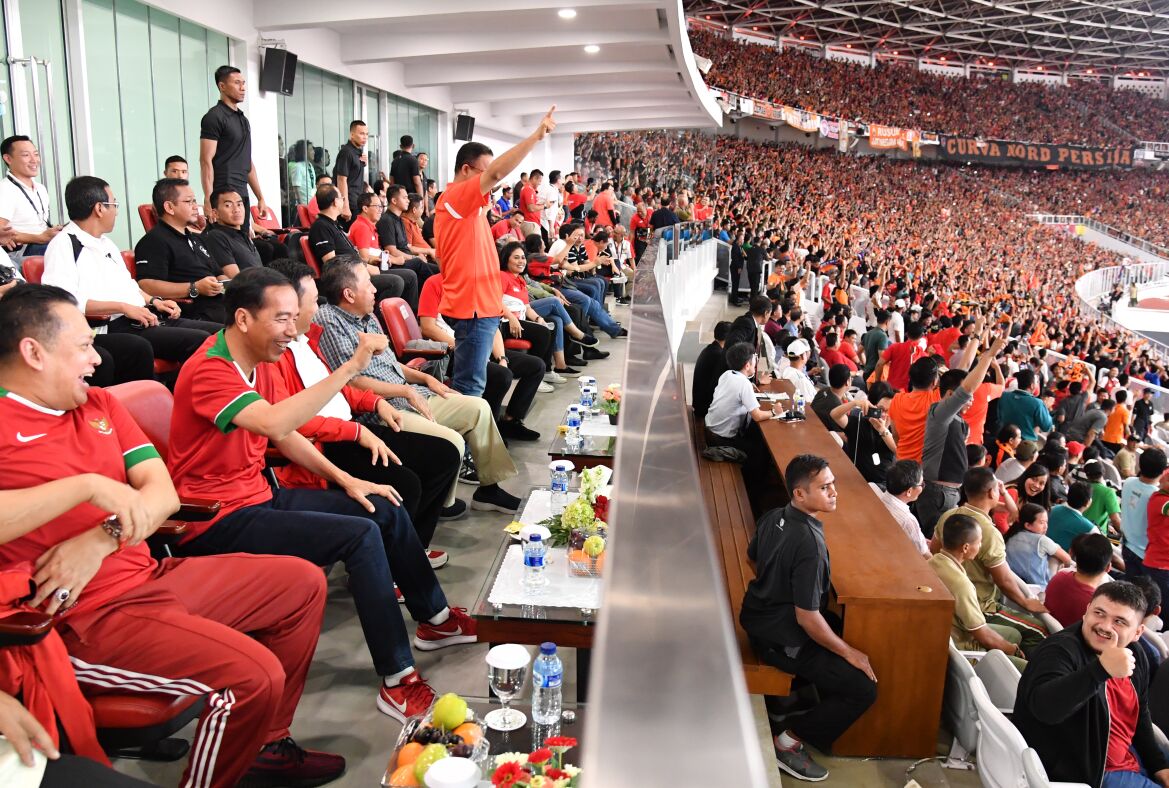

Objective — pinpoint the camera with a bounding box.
[868,406,884,420]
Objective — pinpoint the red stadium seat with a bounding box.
[107,380,175,460]
[378,297,450,362]
[504,338,532,352]
[251,205,282,232]
[298,235,322,278]
[21,255,44,284]
[121,250,136,279]
[296,204,315,229]
[137,204,158,233]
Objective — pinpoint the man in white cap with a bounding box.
[780,338,819,403]
[890,299,906,343]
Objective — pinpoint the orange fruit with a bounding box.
[568,549,606,574]
[452,722,483,744]
[396,742,423,768]
[389,764,420,786]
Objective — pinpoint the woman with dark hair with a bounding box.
[286,139,316,206]
[1007,463,1054,513]
[992,423,1022,468]
[498,241,598,379]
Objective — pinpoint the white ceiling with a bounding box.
[253,0,721,136]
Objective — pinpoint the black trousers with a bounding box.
[41,755,158,786]
[483,351,544,423]
[375,270,418,313]
[397,257,438,291]
[518,319,555,369]
[92,333,154,386]
[321,423,460,548]
[729,255,744,302]
[753,611,878,752]
[107,315,220,362]
[181,295,226,324]
[254,236,290,263]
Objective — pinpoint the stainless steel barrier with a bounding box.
[581,229,769,787]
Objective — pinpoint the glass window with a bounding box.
[276,62,354,223]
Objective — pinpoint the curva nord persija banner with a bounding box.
[939,136,1135,169]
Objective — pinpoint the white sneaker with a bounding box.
[538,381,555,393]
[543,371,567,385]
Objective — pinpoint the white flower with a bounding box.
[495,752,530,766]
[561,764,581,778]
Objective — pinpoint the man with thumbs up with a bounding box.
[1014,581,1169,787]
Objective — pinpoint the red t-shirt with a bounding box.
[0,387,162,618]
[519,185,541,223]
[820,347,857,373]
[964,381,1004,446]
[434,177,503,320]
[499,270,529,305]
[1105,676,1141,774]
[417,272,443,319]
[1143,491,1169,569]
[882,340,926,392]
[565,192,586,216]
[348,214,379,252]
[1044,570,1097,626]
[168,332,276,540]
[592,191,614,227]
[492,220,517,241]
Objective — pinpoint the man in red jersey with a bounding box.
[0,283,343,788]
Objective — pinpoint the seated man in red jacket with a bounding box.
[265,258,463,562]
[0,283,343,788]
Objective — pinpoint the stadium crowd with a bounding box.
[0,64,640,788]
[689,27,1169,147]
[580,127,1169,784]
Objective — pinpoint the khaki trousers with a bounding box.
[397,394,518,497]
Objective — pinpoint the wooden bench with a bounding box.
[688,395,793,697]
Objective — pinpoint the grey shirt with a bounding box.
[922,386,973,484]
[1065,407,1108,443]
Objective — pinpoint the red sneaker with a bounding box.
[395,584,405,604]
[377,670,436,724]
[414,607,478,651]
[427,549,449,569]
[241,736,346,787]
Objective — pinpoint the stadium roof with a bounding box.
[255,0,721,137]
[684,0,1169,73]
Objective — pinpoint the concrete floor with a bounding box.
[113,293,982,787]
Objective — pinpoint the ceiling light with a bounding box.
[584,44,600,54]
[557,8,576,19]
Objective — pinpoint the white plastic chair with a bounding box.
[971,676,1091,788]
[941,640,982,769]
[1022,747,1093,788]
[972,648,1021,713]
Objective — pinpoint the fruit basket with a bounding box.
[566,525,607,578]
[381,693,490,787]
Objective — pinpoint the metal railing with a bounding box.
[581,226,769,787]
[1029,213,1169,260]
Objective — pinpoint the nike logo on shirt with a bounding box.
[16,432,47,442]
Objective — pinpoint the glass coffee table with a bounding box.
[471,487,601,701]
[547,417,617,470]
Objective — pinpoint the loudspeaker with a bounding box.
[454,114,475,142]
[260,48,298,96]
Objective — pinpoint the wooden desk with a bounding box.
[758,379,954,758]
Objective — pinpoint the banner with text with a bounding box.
[939,137,1135,169]
[869,124,908,150]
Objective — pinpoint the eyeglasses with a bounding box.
[175,198,200,206]
[100,200,119,209]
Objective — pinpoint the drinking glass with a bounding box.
[484,644,530,732]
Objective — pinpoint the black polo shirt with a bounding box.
[199,101,251,188]
[332,141,365,207]
[389,152,420,192]
[375,211,409,252]
[133,222,224,322]
[203,223,262,271]
[740,504,831,653]
[308,215,358,261]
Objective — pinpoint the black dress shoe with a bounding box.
[583,347,610,360]
[566,354,588,366]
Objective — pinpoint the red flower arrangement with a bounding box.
[592,495,610,524]
[489,737,581,787]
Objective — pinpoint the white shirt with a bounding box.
[0,175,50,234]
[538,183,561,230]
[42,222,145,327]
[780,364,818,403]
[289,334,353,421]
[705,370,759,438]
[889,310,905,343]
[870,484,931,556]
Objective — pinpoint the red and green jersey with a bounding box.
[0,386,162,617]
[168,331,274,539]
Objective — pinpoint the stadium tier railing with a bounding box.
[581,224,769,786]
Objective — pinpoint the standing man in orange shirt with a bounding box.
[434,107,557,397]
[1102,389,1132,455]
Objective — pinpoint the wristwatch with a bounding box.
[188,282,199,299]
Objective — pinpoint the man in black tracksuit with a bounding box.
[1014,581,1169,788]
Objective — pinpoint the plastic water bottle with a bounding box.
[522,534,548,594]
[549,460,573,515]
[579,386,595,422]
[565,405,583,448]
[796,394,806,418]
[531,642,563,725]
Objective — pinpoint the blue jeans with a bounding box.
[569,275,607,307]
[445,315,500,396]
[176,488,446,677]
[562,286,621,337]
[1103,769,1157,788]
[530,297,574,351]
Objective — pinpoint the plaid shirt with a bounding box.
[312,303,432,419]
